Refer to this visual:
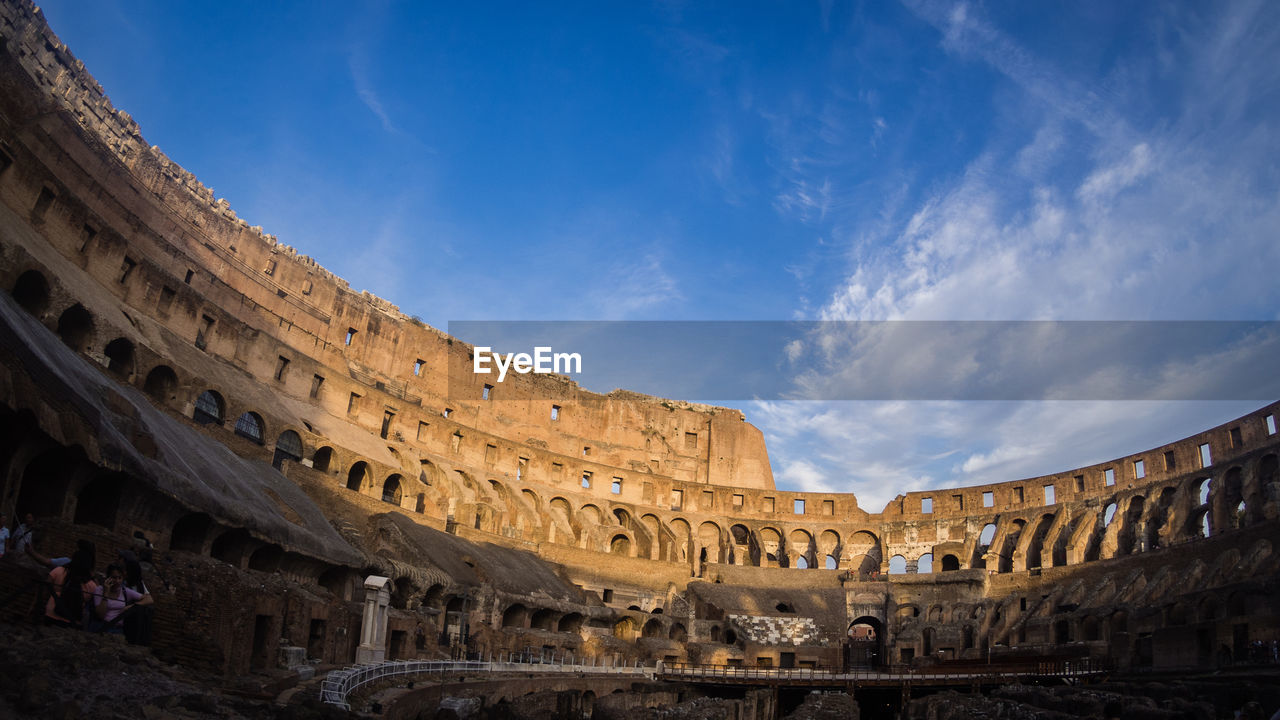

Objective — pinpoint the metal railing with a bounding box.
[320,656,650,710]
[321,656,1107,709]
[658,657,1107,685]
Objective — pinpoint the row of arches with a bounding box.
[9,268,434,517]
[955,459,1278,576]
[12,269,1279,585]
[497,603,588,635]
[0,416,344,600]
[885,553,962,574]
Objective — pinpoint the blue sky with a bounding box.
[39,1,1280,511]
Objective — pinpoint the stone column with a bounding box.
[356,575,391,664]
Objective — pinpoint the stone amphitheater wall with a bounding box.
[1,0,1278,684]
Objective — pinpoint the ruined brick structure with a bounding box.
[0,0,1277,706]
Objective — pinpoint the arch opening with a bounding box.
[12,269,50,314]
[73,472,128,529]
[56,303,93,350]
[847,616,883,668]
[170,512,212,553]
[347,461,370,492]
[312,446,334,473]
[382,474,403,505]
[144,365,178,401]
[104,337,135,378]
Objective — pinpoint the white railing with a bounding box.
[320,657,650,709]
[321,657,1107,709]
[659,659,1107,684]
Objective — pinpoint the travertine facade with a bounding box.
[0,0,1277,701]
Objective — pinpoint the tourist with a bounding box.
[90,562,153,634]
[45,543,96,629]
[12,513,74,569]
[10,512,34,556]
[118,549,154,645]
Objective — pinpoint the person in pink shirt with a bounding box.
[45,544,97,629]
[91,562,153,633]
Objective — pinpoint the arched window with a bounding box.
[193,390,224,425]
[382,475,403,505]
[888,554,907,574]
[312,446,334,473]
[979,524,997,545]
[1196,478,1211,506]
[917,553,933,574]
[234,411,264,444]
[273,430,303,469]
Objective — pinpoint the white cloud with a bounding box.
[588,253,682,319]
[1077,143,1154,204]
[752,1,1280,503]
[775,175,831,222]
[348,48,397,134]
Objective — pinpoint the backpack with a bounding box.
[52,579,85,626]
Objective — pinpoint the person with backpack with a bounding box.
[45,543,96,629]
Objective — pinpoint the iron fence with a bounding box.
[320,656,649,710]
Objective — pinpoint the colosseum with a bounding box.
[0,2,1277,718]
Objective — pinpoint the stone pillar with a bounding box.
[356,575,391,664]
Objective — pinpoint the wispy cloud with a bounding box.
[588,252,682,320]
[708,125,749,205]
[349,47,397,134]
[775,174,831,222]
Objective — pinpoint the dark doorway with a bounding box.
[1054,620,1070,644]
[308,619,327,661]
[251,615,274,670]
[1196,628,1213,666]
[389,630,408,660]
